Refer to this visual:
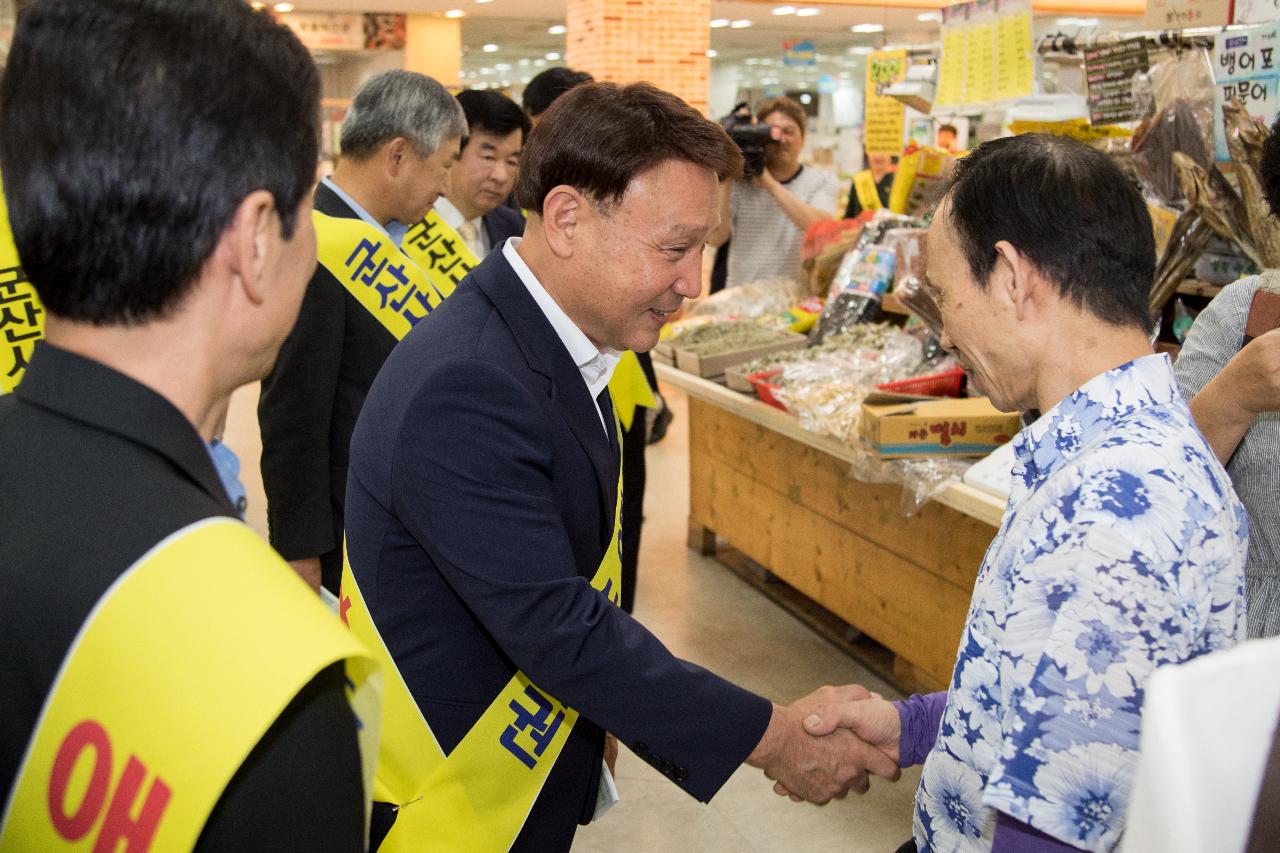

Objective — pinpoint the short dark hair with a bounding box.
[756,96,807,136]
[938,123,958,135]
[1263,113,1280,217]
[457,89,532,149]
[514,82,744,214]
[945,133,1154,330]
[0,0,319,325]
[522,67,594,117]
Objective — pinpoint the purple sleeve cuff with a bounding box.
[992,811,1084,852]
[891,691,947,768]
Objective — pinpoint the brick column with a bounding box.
[565,0,710,115]
[404,15,461,90]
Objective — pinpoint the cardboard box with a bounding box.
[860,393,1021,458]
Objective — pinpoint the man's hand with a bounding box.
[746,685,900,805]
[604,732,619,777]
[288,557,323,593]
[753,168,781,193]
[801,693,901,763]
[1223,326,1280,416]
[1190,326,1280,463]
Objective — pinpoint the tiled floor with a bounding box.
[224,380,920,853]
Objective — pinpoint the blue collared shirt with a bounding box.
[321,176,409,248]
[914,354,1247,852]
[207,438,247,519]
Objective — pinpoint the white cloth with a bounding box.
[321,176,407,247]
[502,237,620,435]
[1122,637,1280,853]
[434,196,488,258]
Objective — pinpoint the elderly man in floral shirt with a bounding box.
[800,134,1246,853]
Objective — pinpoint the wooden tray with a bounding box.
[674,333,807,380]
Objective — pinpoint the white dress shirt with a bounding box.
[502,237,620,435]
[434,196,488,258]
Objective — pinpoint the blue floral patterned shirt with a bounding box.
[914,354,1247,853]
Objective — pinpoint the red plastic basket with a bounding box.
[875,366,965,398]
[748,369,788,412]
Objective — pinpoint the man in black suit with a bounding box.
[258,70,466,593]
[0,1,367,848]
[345,81,897,852]
[435,89,528,258]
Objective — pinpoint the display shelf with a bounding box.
[659,362,1004,692]
[1176,279,1224,299]
[656,363,1006,527]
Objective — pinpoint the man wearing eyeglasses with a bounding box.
[707,96,838,288]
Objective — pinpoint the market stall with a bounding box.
[661,363,1003,692]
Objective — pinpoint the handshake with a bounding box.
[744,684,903,805]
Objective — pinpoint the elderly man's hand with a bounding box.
[1191,326,1280,464]
[1225,326,1280,416]
[747,685,901,805]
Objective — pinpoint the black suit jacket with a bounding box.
[258,181,398,590]
[345,249,772,852]
[481,204,525,253]
[0,344,364,850]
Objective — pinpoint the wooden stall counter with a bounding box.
[657,363,1005,693]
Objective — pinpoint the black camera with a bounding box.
[720,109,779,179]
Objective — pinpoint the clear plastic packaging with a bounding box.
[689,277,809,321]
[845,453,974,515]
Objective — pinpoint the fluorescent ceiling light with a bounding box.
[546,51,561,60]
[710,18,730,28]
[772,6,796,15]
[730,19,753,29]
[533,58,547,66]
[495,62,512,70]
[482,43,499,52]
[444,9,466,18]
[548,24,566,34]
[795,8,821,16]
[848,45,873,54]
[917,12,942,22]
[273,2,293,11]
[706,49,719,58]
[851,23,884,33]
[475,0,495,4]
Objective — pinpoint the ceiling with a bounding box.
[289,1,1145,89]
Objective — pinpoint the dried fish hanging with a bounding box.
[1222,99,1280,268]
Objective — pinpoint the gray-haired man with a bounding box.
[259,69,466,593]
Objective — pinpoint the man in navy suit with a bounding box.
[345,82,898,851]
[434,89,528,259]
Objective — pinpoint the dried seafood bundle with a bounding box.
[1222,99,1280,268]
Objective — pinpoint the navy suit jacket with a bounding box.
[482,204,525,253]
[345,248,772,851]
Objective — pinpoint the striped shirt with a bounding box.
[1174,273,1280,638]
[726,166,839,288]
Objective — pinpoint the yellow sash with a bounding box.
[0,518,381,851]
[340,483,621,852]
[316,210,625,850]
[314,207,655,430]
[0,176,45,395]
[852,169,883,214]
